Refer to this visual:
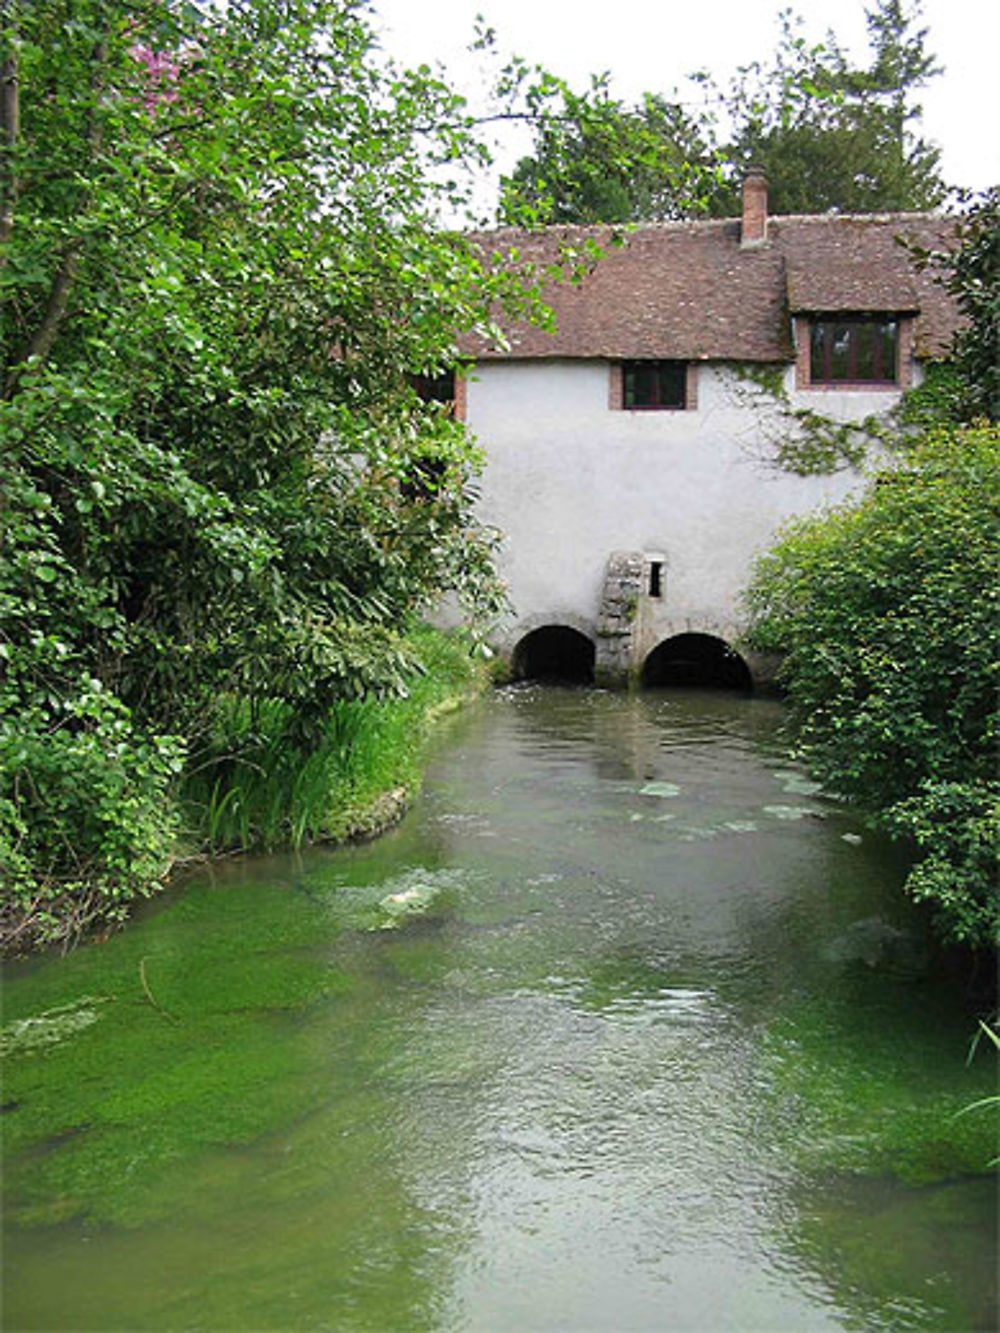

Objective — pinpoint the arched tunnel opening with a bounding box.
[641,633,753,692]
[511,626,596,685]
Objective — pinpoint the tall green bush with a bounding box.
[0,0,556,949]
[745,428,1000,948]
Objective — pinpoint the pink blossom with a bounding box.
[129,42,182,114]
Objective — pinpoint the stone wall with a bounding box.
[594,552,644,686]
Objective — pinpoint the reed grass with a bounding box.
[180,625,484,855]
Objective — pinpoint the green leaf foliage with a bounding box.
[745,428,1000,948]
[904,188,1000,424]
[501,0,946,225]
[0,0,550,949]
[499,83,722,225]
[717,0,945,215]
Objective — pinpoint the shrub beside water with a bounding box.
[1,626,485,955]
[0,683,185,952]
[180,625,485,855]
[745,428,1000,951]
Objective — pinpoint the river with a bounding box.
[2,687,996,1331]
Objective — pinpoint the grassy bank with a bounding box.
[180,624,487,856]
[2,627,488,956]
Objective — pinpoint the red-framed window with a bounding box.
[809,318,899,385]
[623,360,687,410]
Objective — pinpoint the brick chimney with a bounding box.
[741,167,768,247]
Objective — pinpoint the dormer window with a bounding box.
[809,317,899,385]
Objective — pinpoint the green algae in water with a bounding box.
[0,997,111,1057]
[677,826,721,842]
[763,803,823,821]
[774,769,826,798]
[308,866,465,933]
[787,1174,997,1333]
[543,956,717,1025]
[1,861,467,1230]
[3,1005,342,1228]
[3,689,997,1332]
[373,881,452,930]
[1,871,362,1228]
[761,995,997,1185]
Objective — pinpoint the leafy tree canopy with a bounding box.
[0,0,578,944]
[500,0,946,224]
[718,0,944,214]
[499,83,722,225]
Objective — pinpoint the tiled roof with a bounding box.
[460,213,959,363]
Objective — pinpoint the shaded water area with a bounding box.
[3,688,997,1331]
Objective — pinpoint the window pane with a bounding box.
[655,362,686,407]
[623,360,686,408]
[810,324,828,380]
[853,322,874,381]
[830,324,851,379]
[412,371,455,404]
[878,321,898,380]
[809,319,899,384]
[636,364,657,404]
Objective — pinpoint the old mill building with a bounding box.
[438,171,961,689]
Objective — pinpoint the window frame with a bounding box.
[621,359,689,411]
[410,369,456,409]
[807,316,900,387]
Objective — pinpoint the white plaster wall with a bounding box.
[466,358,902,657]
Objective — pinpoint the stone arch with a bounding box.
[511,624,596,684]
[641,632,753,692]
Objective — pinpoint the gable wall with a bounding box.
[466,357,911,672]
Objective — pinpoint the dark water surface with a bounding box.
[3,688,996,1331]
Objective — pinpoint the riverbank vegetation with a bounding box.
[746,188,999,954]
[2,620,486,954]
[746,428,999,951]
[179,624,486,858]
[0,0,545,955]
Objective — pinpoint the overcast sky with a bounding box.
[369,0,999,203]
